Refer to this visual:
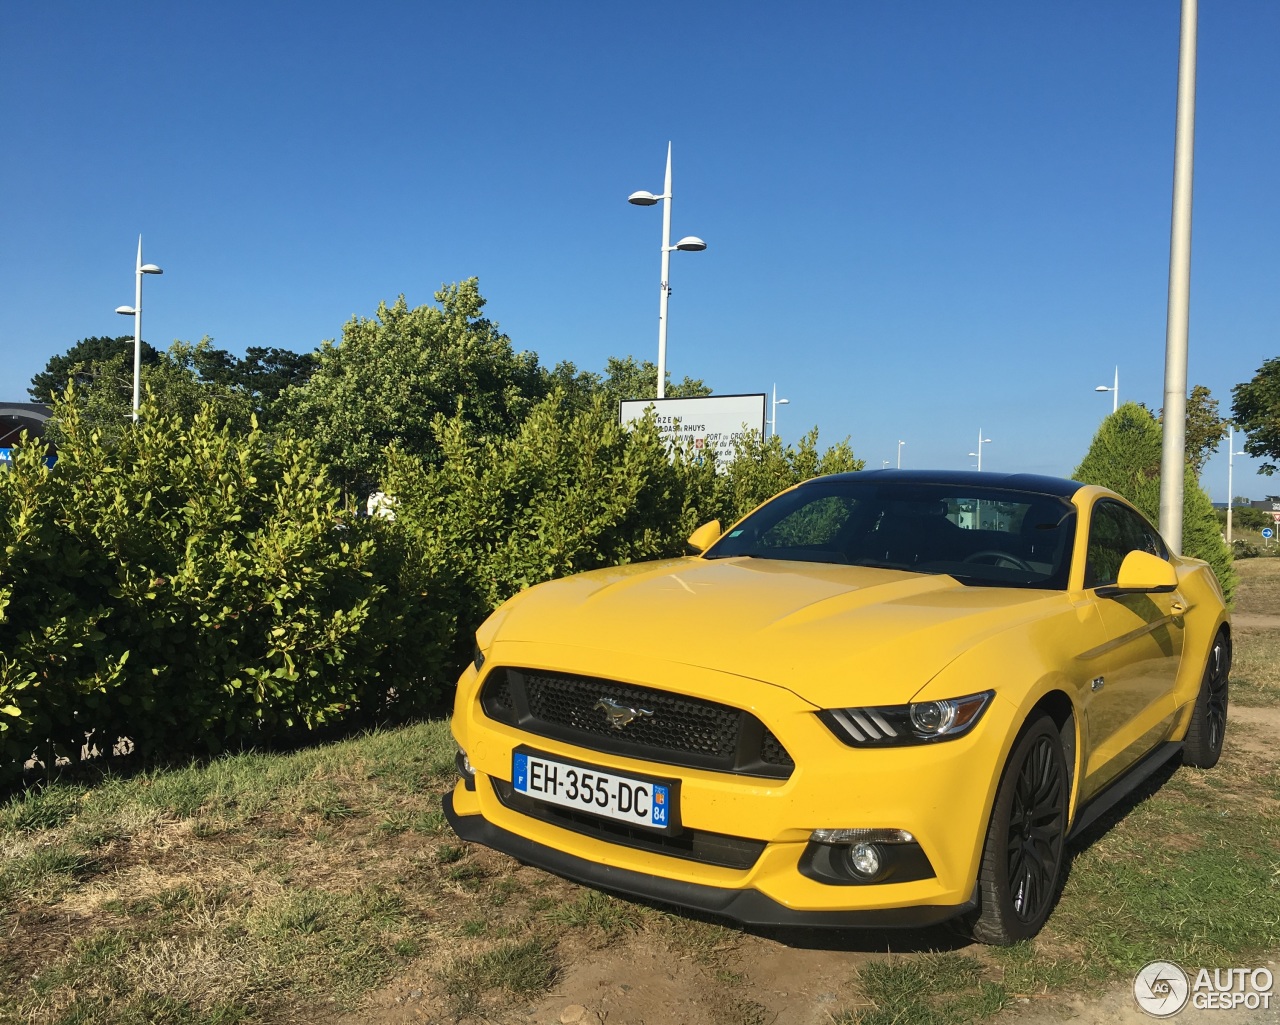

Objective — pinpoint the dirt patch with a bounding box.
[1232,613,1280,630]
[342,927,878,1025]
[1227,704,1280,760]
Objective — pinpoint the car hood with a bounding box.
[482,556,1064,707]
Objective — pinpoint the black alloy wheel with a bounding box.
[1183,630,1230,769]
[971,715,1068,945]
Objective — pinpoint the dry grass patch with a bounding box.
[1234,555,1280,611]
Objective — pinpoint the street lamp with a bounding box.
[897,440,906,469]
[767,384,789,438]
[1094,366,1119,413]
[628,142,706,399]
[881,460,890,469]
[115,235,163,422]
[968,430,992,471]
[1226,424,1247,544]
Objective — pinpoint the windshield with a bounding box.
[704,479,1076,589]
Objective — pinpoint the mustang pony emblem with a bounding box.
[594,697,654,730]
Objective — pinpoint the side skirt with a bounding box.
[1067,741,1183,843]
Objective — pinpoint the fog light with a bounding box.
[455,748,475,783]
[845,842,882,878]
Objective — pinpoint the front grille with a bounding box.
[480,668,794,779]
[493,779,766,870]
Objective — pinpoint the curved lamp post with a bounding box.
[115,235,163,421]
[1095,366,1119,413]
[767,384,789,438]
[1226,425,1247,544]
[968,430,992,471]
[628,143,706,398]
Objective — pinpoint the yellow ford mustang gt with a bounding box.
[445,470,1230,944]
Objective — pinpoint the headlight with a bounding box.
[818,690,993,747]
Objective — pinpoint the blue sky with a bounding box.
[3,2,1277,501]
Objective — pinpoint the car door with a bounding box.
[1079,499,1185,797]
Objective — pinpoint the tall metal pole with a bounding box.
[1111,366,1118,413]
[1227,425,1235,545]
[657,144,673,399]
[132,236,144,422]
[1159,0,1198,552]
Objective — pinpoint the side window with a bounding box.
[1084,500,1168,589]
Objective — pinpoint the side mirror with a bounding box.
[686,520,722,555]
[1097,549,1178,597]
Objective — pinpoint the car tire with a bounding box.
[969,714,1068,946]
[1182,630,1230,769]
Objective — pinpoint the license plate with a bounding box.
[512,749,677,831]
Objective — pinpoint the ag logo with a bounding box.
[1134,961,1190,1017]
[594,697,654,731]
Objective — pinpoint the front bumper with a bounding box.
[444,791,974,929]
[449,642,1021,923]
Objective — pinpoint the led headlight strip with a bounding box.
[818,690,993,747]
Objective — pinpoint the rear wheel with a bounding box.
[1183,630,1230,769]
[970,715,1068,945]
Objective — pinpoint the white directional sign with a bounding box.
[619,394,766,467]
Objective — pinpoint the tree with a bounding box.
[278,279,547,493]
[1232,357,1280,474]
[1159,384,1228,479]
[28,336,160,402]
[194,345,317,420]
[1073,402,1235,604]
[41,338,256,447]
[547,355,711,414]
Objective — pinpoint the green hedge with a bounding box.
[0,393,443,781]
[0,386,862,781]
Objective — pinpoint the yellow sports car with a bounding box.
[445,470,1230,943]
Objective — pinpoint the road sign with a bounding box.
[1263,527,1275,540]
[619,394,767,468]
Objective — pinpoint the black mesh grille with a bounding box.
[526,673,739,757]
[480,668,793,779]
[761,728,790,767]
[493,779,766,870]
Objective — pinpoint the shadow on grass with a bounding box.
[3,699,457,804]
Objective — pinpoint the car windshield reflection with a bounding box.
[704,479,1077,590]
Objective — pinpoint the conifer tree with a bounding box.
[1074,403,1235,604]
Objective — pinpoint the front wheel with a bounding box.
[969,715,1068,945]
[1183,630,1230,769]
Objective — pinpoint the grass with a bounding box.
[1230,559,1280,706]
[2,560,1278,1024]
[0,722,466,1024]
[839,954,1009,1025]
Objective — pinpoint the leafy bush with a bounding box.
[0,390,444,781]
[381,392,698,670]
[1230,538,1261,560]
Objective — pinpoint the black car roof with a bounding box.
[810,469,1084,499]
